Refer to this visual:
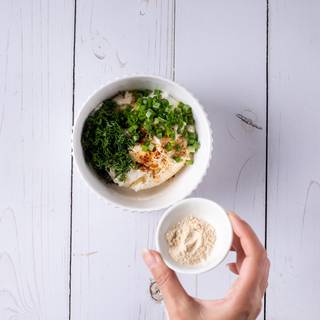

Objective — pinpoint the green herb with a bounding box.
[81,89,199,183]
[81,101,134,182]
[142,144,149,152]
[165,141,174,151]
[187,145,197,153]
[129,90,194,141]
[146,109,154,119]
[131,89,152,100]
[154,89,161,97]
[173,156,182,163]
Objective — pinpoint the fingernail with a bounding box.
[142,249,158,268]
[229,212,241,220]
[142,248,149,256]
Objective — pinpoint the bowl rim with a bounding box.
[72,74,213,212]
[155,197,233,274]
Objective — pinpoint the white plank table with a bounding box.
[267,0,320,318]
[0,0,74,319]
[1,1,319,319]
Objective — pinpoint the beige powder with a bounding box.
[166,215,216,265]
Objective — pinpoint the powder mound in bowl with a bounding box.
[166,215,216,266]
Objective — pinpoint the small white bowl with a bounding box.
[156,198,233,274]
[72,75,212,212]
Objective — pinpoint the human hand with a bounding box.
[142,212,270,320]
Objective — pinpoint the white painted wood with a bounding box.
[71,1,182,320]
[4,0,318,319]
[175,0,267,313]
[0,0,74,319]
[267,1,320,319]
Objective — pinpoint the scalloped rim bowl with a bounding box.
[72,75,212,212]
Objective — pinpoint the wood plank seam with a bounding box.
[69,1,77,320]
[264,1,269,319]
[172,0,176,81]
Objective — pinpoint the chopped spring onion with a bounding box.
[173,156,182,162]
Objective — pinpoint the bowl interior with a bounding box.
[73,76,212,211]
[156,198,233,274]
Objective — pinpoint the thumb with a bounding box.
[143,249,189,308]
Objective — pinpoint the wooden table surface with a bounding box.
[1,1,320,319]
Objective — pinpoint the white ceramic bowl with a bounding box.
[156,198,233,274]
[72,75,212,211]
